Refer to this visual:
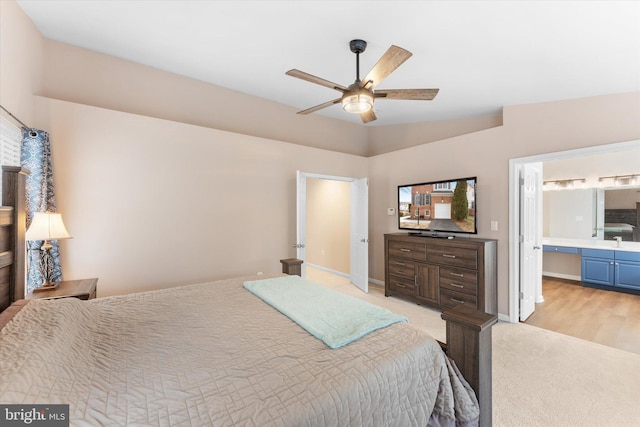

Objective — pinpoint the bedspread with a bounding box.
[0,275,478,426]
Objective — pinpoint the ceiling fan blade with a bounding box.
[360,109,377,123]
[360,45,412,89]
[286,69,347,93]
[296,98,342,115]
[375,88,439,100]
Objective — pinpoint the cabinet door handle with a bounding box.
[451,283,464,289]
[442,253,456,259]
[451,298,465,304]
[449,272,464,277]
[400,248,411,252]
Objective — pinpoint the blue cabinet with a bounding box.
[581,249,615,286]
[615,251,640,291]
[581,248,640,290]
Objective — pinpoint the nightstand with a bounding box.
[26,278,98,300]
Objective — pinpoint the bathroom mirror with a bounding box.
[542,147,640,242]
[543,187,640,242]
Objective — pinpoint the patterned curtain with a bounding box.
[21,128,63,292]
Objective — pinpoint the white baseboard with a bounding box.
[306,263,349,278]
[369,278,384,287]
[542,271,581,282]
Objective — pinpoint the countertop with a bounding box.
[542,237,640,253]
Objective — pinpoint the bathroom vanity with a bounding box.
[543,238,640,294]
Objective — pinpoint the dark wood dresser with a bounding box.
[384,233,497,314]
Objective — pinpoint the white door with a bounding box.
[520,162,543,321]
[295,171,307,277]
[350,178,369,293]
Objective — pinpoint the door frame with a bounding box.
[508,139,640,323]
[296,171,368,289]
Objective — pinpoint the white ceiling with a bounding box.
[16,0,640,127]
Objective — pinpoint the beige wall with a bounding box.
[40,39,371,157]
[306,179,350,274]
[0,0,43,125]
[542,252,581,280]
[35,97,367,296]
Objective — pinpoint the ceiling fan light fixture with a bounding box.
[342,91,373,113]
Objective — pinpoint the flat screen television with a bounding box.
[398,177,477,236]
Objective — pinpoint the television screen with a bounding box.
[398,177,477,235]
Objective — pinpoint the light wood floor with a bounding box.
[524,277,640,355]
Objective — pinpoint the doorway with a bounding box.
[509,139,640,323]
[296,171,369,293]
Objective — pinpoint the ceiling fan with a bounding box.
[286,39,439,124]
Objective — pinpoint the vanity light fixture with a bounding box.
[542,178,586,191]
[598,174,638,188]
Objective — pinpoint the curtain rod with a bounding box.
[0,104,31,129]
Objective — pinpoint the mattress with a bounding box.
[0,275,478,426]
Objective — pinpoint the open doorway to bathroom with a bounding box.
[509,139,640,354]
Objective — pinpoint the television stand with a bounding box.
[384,233,498,314]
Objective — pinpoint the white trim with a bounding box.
[498,314,510,322]
[299,172,355,182]
[508,139,640,324]
[542,272,581,282]
[307,263,349,279]
[369,277,384,287]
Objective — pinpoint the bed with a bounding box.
[0,166,496,426]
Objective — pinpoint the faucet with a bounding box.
[614,236,622,247]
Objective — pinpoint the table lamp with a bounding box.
[25,212,72,292]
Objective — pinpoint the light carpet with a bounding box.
[307,266,640,427]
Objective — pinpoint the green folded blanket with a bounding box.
[244,275,408,348]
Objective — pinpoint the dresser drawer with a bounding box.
[440,288,477,310]
[389,241,427,261]
[388,275,415,294]
[439,267,478,295]
[388,257,415,277]
[427,245,478,269]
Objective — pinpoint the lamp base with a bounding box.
[32,281,60,293]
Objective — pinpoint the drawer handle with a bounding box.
[395,283,406,288]
[451,298,465,304]
[394,262,406,266]
[394,270,405,274]
[442,254,456,259]
[449,272,464,277]
[400,248,411,252]
[451,283,464,289]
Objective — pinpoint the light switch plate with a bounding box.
[491,221,498,231]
